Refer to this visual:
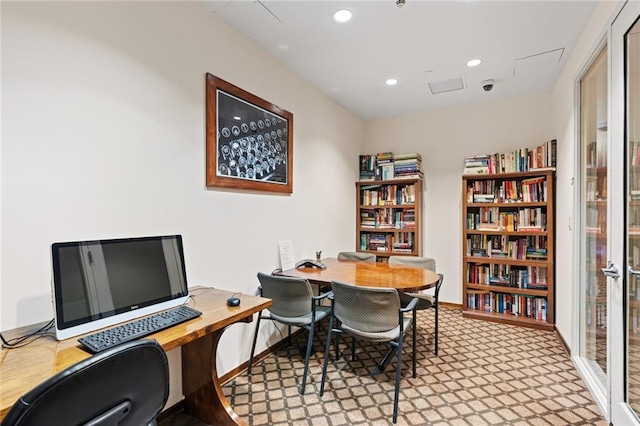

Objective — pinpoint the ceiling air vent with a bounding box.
[428,76,466,94]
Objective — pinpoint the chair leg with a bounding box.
[299,324,315,394]
[351,336,356,361]
[247,313,263,375]
[434,304,439,356]
[393,335,403,424]
[320,315,335,397]
[412,310,417,378]
[288,325,292,347]
[333,318,341,359]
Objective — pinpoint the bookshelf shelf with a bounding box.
[463,310,554,331]
[464,256,550,266]
[465,230,548,236]
[356,178,422,260]
[462,170,555,330]
[467,202,548,208]
[465,283,548,297]
[359,204,417,209]
[359,227,416,233]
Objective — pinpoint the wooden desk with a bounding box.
[0,287,271,425]
[281,258,438,291]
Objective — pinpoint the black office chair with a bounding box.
[2,339,169,426]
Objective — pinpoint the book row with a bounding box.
[585,205,606,235]
[586,140,607,168]
[463,139,556,175]
[585,301,606,328]
[467,292,548,321]
[466,207,546,232]
[629,141,640,167]
[467,177,548,203]
[631,308,640,335]
[359,232,415,252]
[467,264,548,289]
[628,275,640,302]
[360,209,416,229]
[467,234,548,260]
[360,183,417,205]
[585,175,607,202]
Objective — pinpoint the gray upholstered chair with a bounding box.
[319,281,417,424]
[248,272,331,394]
[337,251,376,263]
[389,256,443,355]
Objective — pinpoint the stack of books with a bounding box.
[359,152,424,181]
[393,153,423,179]
[376,152,394,180]
[359,154,376,181]
[463,155,491,175]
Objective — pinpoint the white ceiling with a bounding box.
[205,1,598,121]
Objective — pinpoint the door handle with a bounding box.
[629,265,640,276]
[602,262,621,279]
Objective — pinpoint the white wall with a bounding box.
[364,93,553,307]
[1,1,363,405]
[551,0,620,346]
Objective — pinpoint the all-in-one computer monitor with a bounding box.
[51,234,190,340]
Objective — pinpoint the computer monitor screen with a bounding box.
[51,234,189,340]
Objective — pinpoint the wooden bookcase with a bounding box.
[462,170,555,330]
[356,178,422,261]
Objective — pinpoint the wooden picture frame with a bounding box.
[206,73,293,193]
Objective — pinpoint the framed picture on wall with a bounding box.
[205,73,293,193]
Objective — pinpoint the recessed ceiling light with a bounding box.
[386,78,399,86]
[466,59,482,67]
[233,116,242,120]
[333,9,353,23]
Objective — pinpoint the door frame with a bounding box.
[610,0,640,423]
[571,33,609,419]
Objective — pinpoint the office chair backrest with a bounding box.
[331,281,400,333]
[2,339,169,426]
[388,256,436,271]
[257,273,314,318]
[337,252,376,263]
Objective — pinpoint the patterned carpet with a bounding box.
[160,307,607,425]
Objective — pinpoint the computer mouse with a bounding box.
[227,297,241,307]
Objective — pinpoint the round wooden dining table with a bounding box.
[280,257,438,292]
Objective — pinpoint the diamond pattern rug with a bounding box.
[162,307,606,425]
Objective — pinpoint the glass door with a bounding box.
[577,45,608,407]
[611,1,640,424]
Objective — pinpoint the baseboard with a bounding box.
[555,328,570,357]
[439,301,463,309]
[219,328,305,383]
[157,400,185,422]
